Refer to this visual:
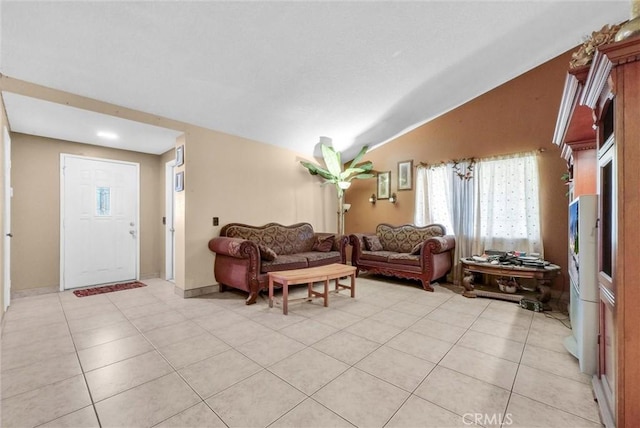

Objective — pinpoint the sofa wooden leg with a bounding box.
[219,284,228,293]
[245,291,258,305]
[421,280,435,292]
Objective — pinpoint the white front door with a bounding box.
[61,155,139,290]
[3,126,11,310]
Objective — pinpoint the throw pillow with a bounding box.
[364,235,383,251]
[410,242,423,255]
[313,235,334,252]
[258,244,277,261]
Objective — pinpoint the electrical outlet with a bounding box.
[213,217,219,226]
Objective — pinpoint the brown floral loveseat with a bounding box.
[349,223,455,291]
[208,222,348,304]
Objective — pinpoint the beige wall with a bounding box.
[346,50,573,294]
[158,148,176,281]
[0,95,7,315]
[10,134,164,291]
[179,126,336,291]
[0,76,338,295]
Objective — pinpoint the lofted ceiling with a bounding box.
[0,1,631,159]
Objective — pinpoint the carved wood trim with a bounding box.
[553,73,583,146]
[566,139,597,151]
[582,49,614,109]
[553,67,590,144]
[582,37,640,109]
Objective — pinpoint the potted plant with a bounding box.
[301,143,374,235]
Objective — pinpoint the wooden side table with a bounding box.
[268,263,356,315]
[460,258,560,303]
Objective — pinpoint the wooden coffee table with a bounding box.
[268,263,357,315]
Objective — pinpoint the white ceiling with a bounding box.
[0,1,631,159]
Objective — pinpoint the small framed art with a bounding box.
[377,171,390,199]
[175,171,184,192]
[398,160,413,190]
[175,145,184,167]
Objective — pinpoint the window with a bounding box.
[96,187,111,216]
[415,151,542,257]
[475,152,542,254]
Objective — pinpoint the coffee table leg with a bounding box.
[308,282,313,300]
[269,278,274,308]
[537,280,551,303]
[462,268,477,298]
[283,280,288,315]
[323,279,329,307]
[350,272,355,298]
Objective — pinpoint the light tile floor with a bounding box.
[1,276,603,428]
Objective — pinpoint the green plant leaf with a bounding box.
[301,142,374,189]
[348,145,369,170]
[321,144,342,177]
[355,161,373,172]
[353,173,375,180]
[300,161,333,180]
[340,167,365,181]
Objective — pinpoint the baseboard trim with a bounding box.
[174,284,218,299]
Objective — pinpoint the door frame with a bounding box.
[3,126,11,311]
[165,159,175,281]
[59,154,140,290]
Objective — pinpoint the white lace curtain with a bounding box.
[474,152,543,255]
[415,151,543,283]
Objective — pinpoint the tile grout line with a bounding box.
[56,292,103,428]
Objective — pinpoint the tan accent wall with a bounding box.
[10,133,164,291]
[346,50,573,294]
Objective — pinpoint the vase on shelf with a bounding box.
[616,0,640,41]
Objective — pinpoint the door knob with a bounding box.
[6,233,12,238]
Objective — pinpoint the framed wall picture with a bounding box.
[175,145,184,167]
[398,160,413,190]
[377,171,390,199]
[175,171,184,192]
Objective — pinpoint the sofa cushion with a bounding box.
[364,235,383,251]
[377,223,445,253]
[387,253,421,267]
[360,250,396,262]
[258,244,277,261]
[260,254,308,273]
[312,235,334,252]
[299,251,341,267]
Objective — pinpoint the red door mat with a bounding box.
[73,281,147,297]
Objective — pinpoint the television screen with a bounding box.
[569,198,580,282]
[569,199,579,256]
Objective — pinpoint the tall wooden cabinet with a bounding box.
[554,36,640,427]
